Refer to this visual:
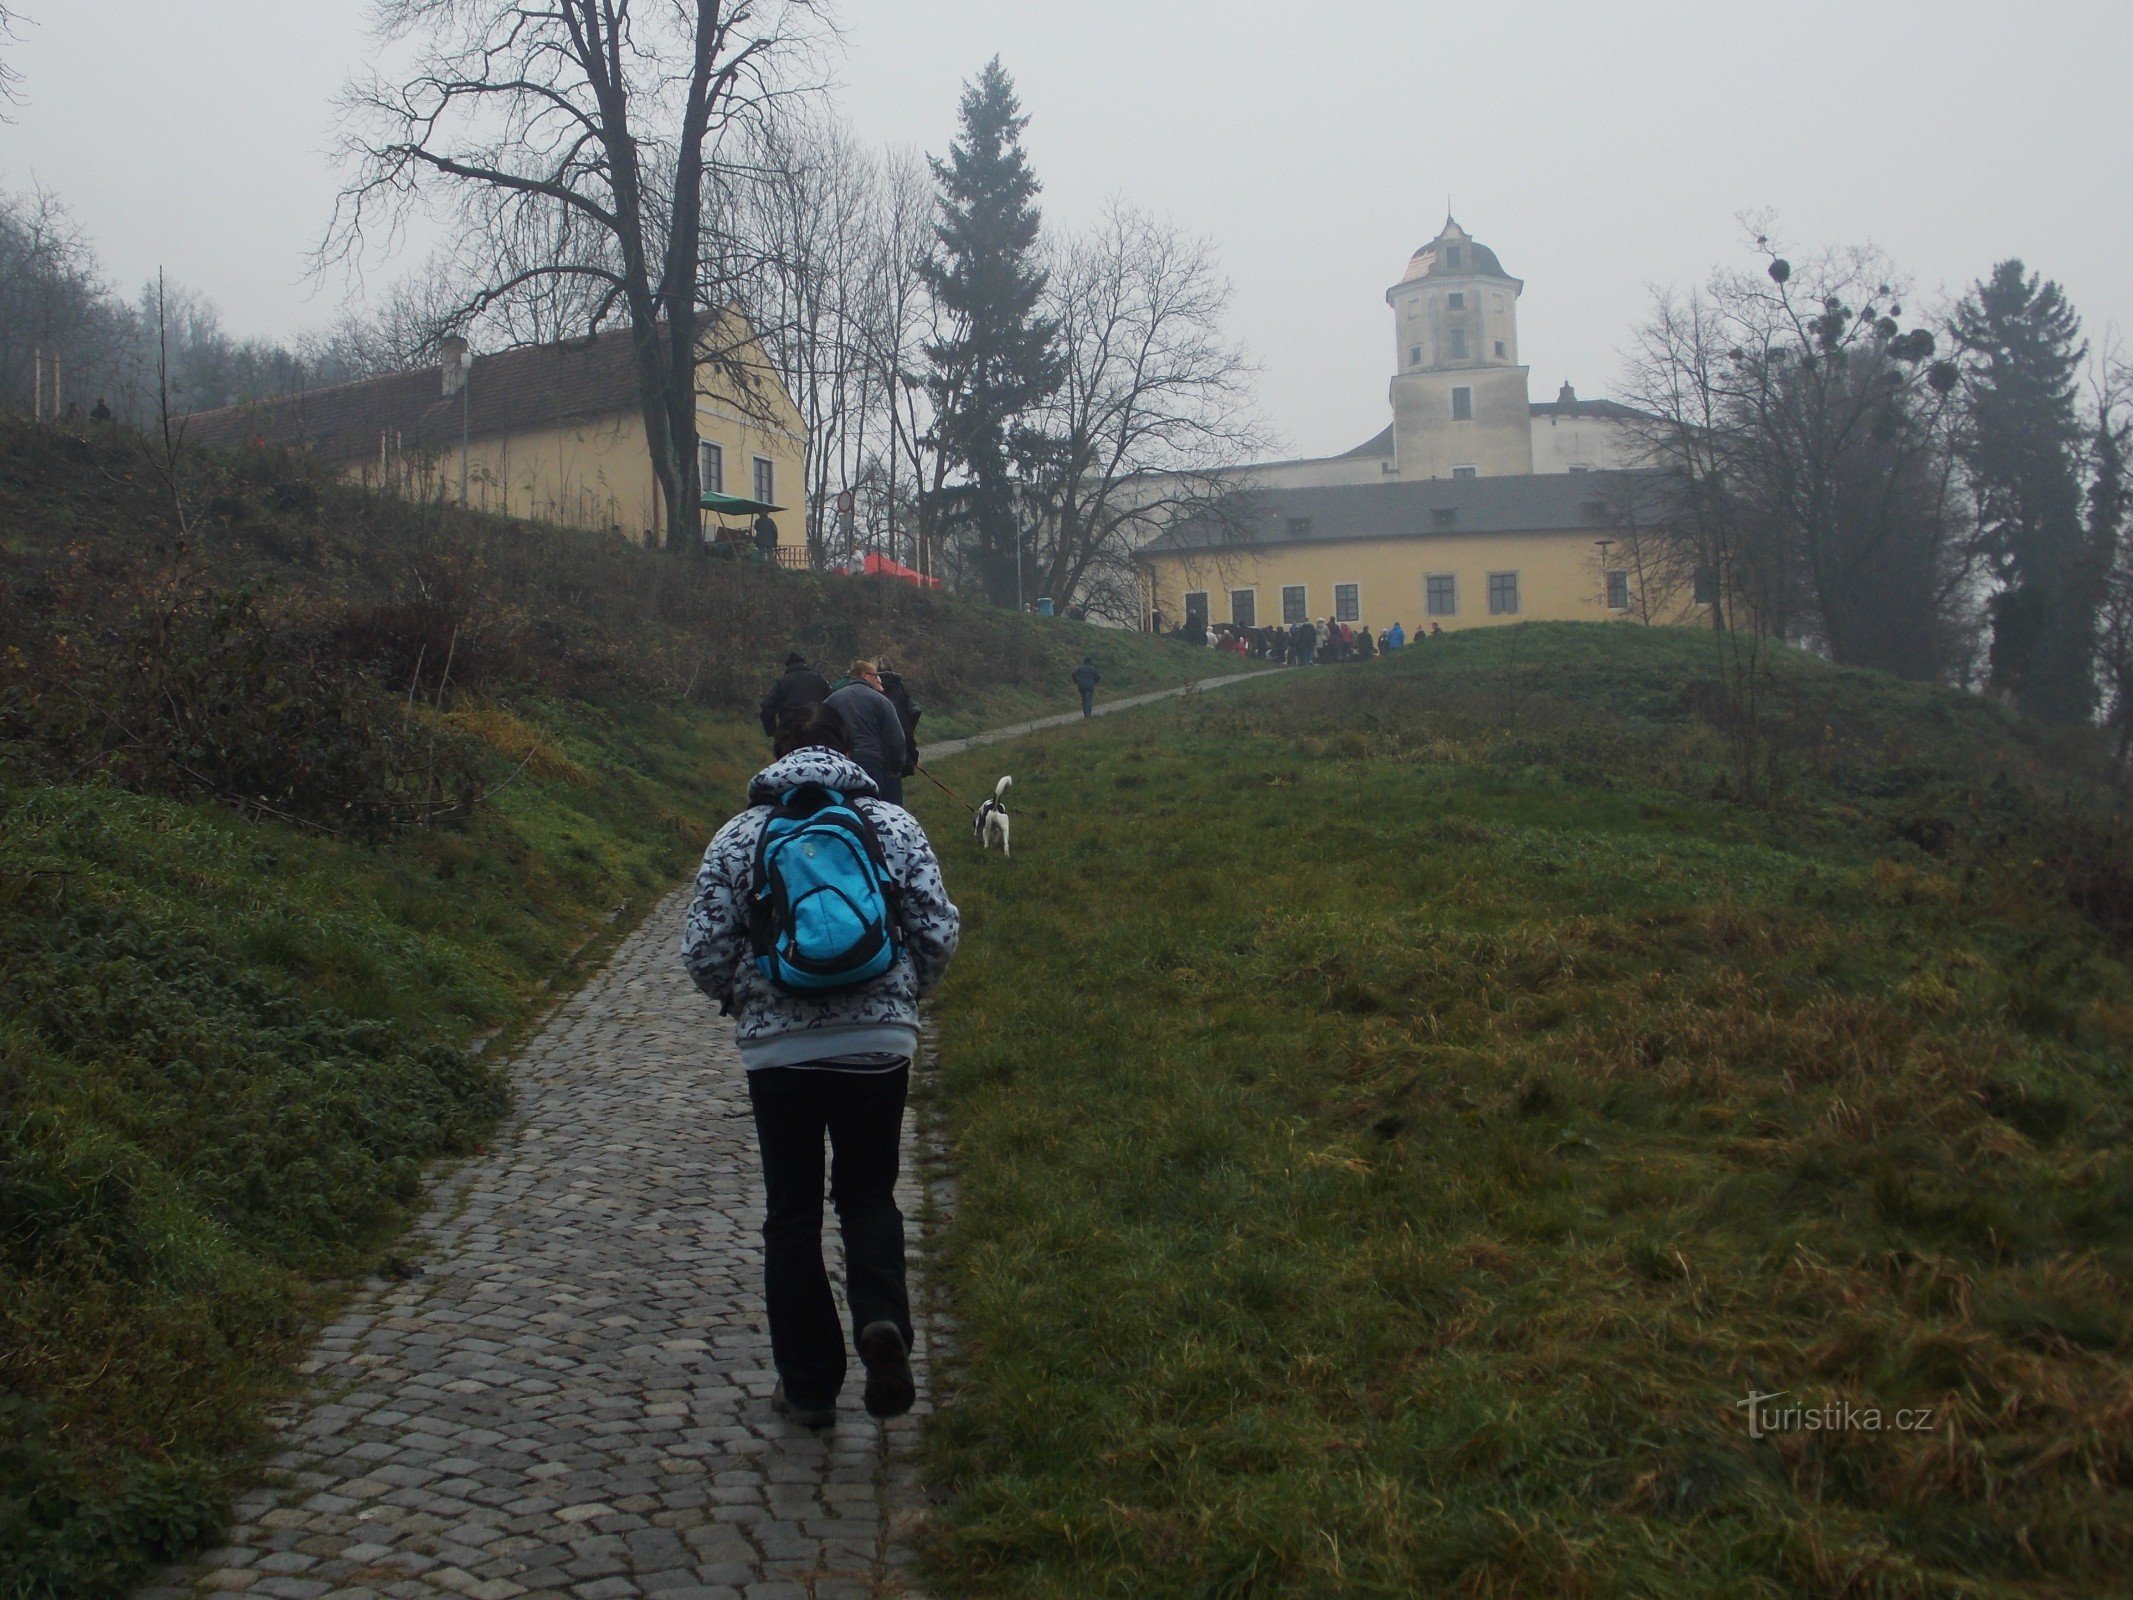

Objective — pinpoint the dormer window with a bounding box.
[1444,245,1463,271]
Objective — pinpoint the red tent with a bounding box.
[862,551,941,588]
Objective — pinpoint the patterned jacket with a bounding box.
[680,749,960,1070]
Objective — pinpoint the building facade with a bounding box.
[1140,216,1675,632]
[186,318,807,555]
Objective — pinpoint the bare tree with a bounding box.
[0,5,27,118]
[1019,204,1265,622]
[328,0,826,552]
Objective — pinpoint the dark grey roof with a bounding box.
[1332,424,1394,460]
[1530,396,1651,422]
[179,324,770,465]
[1409,239,1507,280]
[1140,470,1670,556]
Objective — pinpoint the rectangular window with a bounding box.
[1408,344,1422,366]
[1488,572,1520,615]
[698,439,724,494]
[1285,515,1314,537]
[1494,339,1507,358]
[1426,574,1457,616]
[1229,588,1256,629]
[1447,290,1466,309]
[1448,327,1469,359]
[752,455,774,504]
[1451,386,1473,421]
[1282,584,1308,625]
[1444,245,1463,271]
[1334,583,1360,623]
[1607,569,1631,610]
[1185,590,1210,627]
[1451,465,1478,479]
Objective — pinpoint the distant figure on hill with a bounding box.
[1291,617,1316,667]
[753,513,779,559]
[760,652,830,738]
[1430,622,1444,638]
[89,397,113,424]
[1384,621,1405,650]
[874,661,922,781]
[825,660,908,805]
[1072,655,1100,717]
[1357,626,1376,659]
[681,701,960,1430]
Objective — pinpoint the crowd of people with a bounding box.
[1171,615,1445,664]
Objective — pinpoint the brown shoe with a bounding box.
[771,1381,835,1429]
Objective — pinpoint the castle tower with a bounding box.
[1386,217,1534,478]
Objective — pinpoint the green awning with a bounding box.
[700,491,784,514]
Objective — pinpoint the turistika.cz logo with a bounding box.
[1735,1391,1939,1439]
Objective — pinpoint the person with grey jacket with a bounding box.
[681,703,959,1429]
[823,659,908,805]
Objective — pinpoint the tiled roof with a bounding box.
[1140,470,1671,555]
[1530,396,1651,422]
[184,325,653,464]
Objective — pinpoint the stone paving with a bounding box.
[145,891,938,1600]
[140,666,1273,1600]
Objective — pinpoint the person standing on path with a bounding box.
[824,659,909,805]
[681,703,961,1429]
[1072,655,1100,717]
[876,661,922,783]
[759,651,831,738]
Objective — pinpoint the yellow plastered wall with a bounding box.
[341,353,807,550]
[1144,530,1669,633]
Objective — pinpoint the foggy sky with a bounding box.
[5,0,2128,460]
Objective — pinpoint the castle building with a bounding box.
[1139,217,1680,636]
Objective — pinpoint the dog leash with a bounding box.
[915,763,981,815]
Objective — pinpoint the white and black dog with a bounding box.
[973,776,1012,856]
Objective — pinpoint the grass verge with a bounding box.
[910,623,2133,1599]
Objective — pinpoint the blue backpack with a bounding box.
[747,783,902,993]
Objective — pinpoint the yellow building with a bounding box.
[1140,472,1676,636]
[1139,217,1694,633]
[187,319,807,556]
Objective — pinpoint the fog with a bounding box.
[4,0,2128,457]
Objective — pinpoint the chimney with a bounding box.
[440,334,471,396]
[1557,381,1577,406]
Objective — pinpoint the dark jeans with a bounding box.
[747,1063,912,1407]
[1079,687,1094,716]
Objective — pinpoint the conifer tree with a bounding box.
[1955,260,2100,723]
[922,58,1062,605]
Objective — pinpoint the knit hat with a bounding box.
[785,651,806,667]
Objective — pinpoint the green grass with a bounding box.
[0,413,1246,1596]
[908,624,2133,1600]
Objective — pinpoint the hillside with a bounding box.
[0,415,1235,1597]
[909,624,2133,1600]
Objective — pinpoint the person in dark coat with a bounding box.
[875,662,921,779]
[1071,655,1100,717]
[824,660,909,804]
[760,653,831,738]
[753,512,780,560]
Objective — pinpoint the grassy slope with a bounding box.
[910,624,2133,1600]
[0,417,1240,1597]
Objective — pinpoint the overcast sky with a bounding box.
[5,1,2128,459]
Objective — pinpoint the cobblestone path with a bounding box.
[149,891,935,1600]
[145,667,1273,1600]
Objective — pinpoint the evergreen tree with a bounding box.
[1955,260,2099,723]
[922,58,1062,606]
